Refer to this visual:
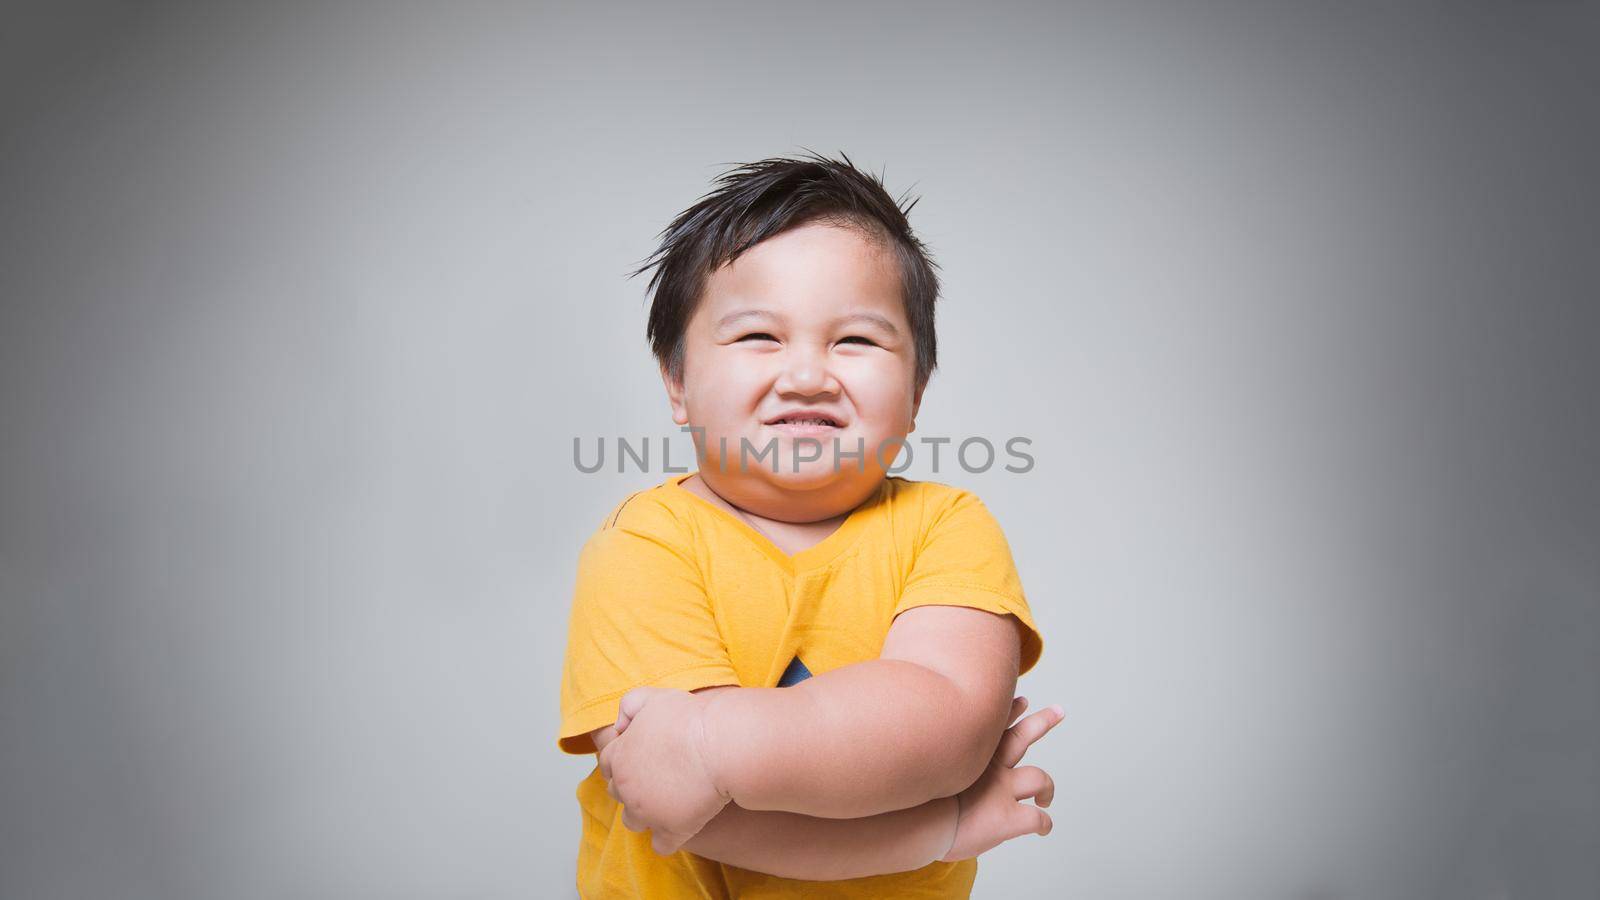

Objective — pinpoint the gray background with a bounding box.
[2,2,1597,898]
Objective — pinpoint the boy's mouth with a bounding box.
[764,411,846,435]
[767,420,842,435]
[763,408,846,428]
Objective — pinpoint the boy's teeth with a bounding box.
[778,418,833,426]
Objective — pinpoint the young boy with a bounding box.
[557,152,1062,898]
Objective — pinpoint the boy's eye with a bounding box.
[738,332,778,342]
[839,335,876,346]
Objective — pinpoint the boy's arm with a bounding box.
[596,687,1062,879]
[592,689,961,881]
[602,605,1024,826]
[708,605,1023,815]
[685,796,959,881]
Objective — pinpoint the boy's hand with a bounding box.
[598,686,730,855]
[939,696,1063,862]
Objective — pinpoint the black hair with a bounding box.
[629,149,941,391]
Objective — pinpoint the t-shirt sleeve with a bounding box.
[556,502,740,755]
[893,489,1044,676]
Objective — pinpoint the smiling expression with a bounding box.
[662,220,925,521]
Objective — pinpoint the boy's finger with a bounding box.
[1009,764,1055,808]
[1007,696,1028,727]
[1006,803,1052,841]
[997,706,1064,768]
[996,709,1052,766]
[620,805,645,833]
[615,687,656,732]
[1012,803,1053,837]
[652,830,688,856]
[598,743,614,781]
[1017,762,1056,807]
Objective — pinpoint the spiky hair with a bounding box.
[630,149,941,390]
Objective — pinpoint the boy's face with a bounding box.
[663,220,924,508]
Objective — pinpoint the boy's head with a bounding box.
[630,151,942,508]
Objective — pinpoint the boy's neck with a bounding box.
[682,472,879,547]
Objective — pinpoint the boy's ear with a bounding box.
[909,378,926,433]
[660,364,690,426]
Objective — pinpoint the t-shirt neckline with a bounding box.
[666,471,884,573]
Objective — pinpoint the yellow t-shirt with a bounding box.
[557,472,1044,899]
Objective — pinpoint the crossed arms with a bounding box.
[589,604,1059,880]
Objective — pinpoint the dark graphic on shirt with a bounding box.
[776,655,813,687]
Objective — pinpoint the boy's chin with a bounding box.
[715,462,860,493]
[766,460,883,493]
[767,466,848,490]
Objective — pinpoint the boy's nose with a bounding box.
[775,345,837,396]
